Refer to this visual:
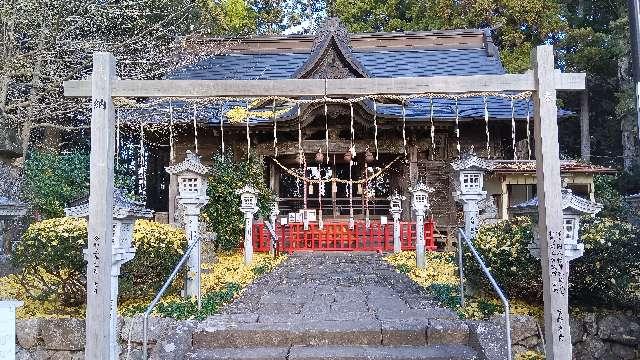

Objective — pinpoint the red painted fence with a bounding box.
[252,220,436,252]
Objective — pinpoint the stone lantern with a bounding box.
[236,184,260,265]
[65,188,153,360]
[511,189,602,261]
[387,192,406,253]
[411,182,434,269]
[269,197,280,256]
[0,196,27,255]
[165,150,211,298]
[452,150,495,239]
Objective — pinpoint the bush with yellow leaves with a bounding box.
[121,251,287,320]
[10,217,186,308]
[385,251,544,321]
[515,350,545,360]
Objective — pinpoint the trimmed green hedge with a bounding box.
[467,216,640,310]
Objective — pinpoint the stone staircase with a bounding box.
[180,253,489,360]
[185,313,479,359]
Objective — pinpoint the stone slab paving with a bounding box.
[188,252,482,359]
[220,252,457,323]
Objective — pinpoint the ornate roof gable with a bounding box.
[165,151,211,176]
[451,149,495,172]
[511,189,603,215]
[64,189,154,220]
[292,17,370,79]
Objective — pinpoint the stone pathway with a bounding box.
[220,252,455,322]
[183,252,484,359]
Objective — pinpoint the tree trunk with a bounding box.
[20,23,47,160]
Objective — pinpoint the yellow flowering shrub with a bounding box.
[200,252,286,293]
[515,350,545,360]
[9,217,186,311]
[385,251,544,321]
[121,251,286,320]
[386,251,459,287]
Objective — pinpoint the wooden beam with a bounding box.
[532,45,572,359]
[64,73,585,98]
[85,52,115,360]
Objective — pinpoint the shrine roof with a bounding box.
[131,19,572,125]
[490,160,616,174]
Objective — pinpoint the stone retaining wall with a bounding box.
[487,312,640,359]
[13,312,640,360]
[15,316,195,360]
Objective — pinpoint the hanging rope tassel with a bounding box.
[298,104,303,162]
[348,160,354,230]
[429,97,435,160]
[455,97,460,155]
[169,100,174,163]
[350,102,355,158]
[220,101,225,154]
[272,99,278,157]
[325,100,329,164]
[402,99,407,156]
[484,96,490,158]
[526,97,532,160]
[373,100,379,160]
[193,104,199,154]
[139,120,146,199]
[246,100,251,161]
[511,96,517,160]
[297,104,305,203]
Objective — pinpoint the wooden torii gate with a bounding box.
[64,45,584,360]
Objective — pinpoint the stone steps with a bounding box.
[191,318,469,349]
[187,345,478,360]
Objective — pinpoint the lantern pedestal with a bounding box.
[269,199,280,256]
[392,213,402,253]
[455,194,486,239]
[237,184,260,265]
[414,212,426,268]
[411,183,434,269]
[388,192,406,254]
[180,200,208,297]
[243,213,254,264]
[165,151,212,299]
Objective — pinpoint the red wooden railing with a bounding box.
[252,220,436,253]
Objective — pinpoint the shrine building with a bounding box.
[133,18,612,245]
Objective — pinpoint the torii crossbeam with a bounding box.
[64,45,583,360]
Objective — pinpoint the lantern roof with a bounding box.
[0,196,27,217]
[64,189,154,220]
[411,182,435,194]
[451,149,495,172]
[387,191,406,201]
[165,151,210,176]
[235,184,260,196]
[510,189,603,215]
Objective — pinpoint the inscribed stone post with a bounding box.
[532,45,572,359]
[85,52,116,359]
